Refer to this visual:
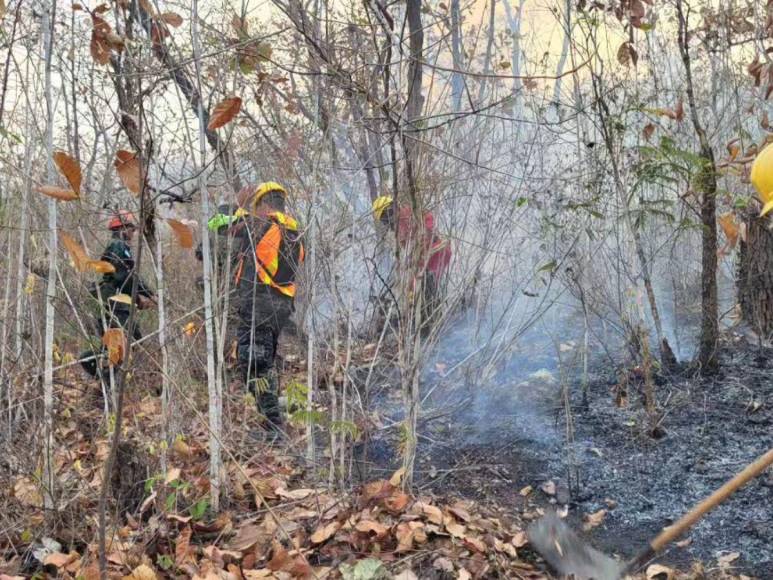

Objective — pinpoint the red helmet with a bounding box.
[107,210,137,231]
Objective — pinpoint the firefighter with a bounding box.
[372,195,451,327]
[80,210,155,377]
[231,182,304,429]
[195,203,248,286]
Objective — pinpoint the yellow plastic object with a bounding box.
[252,181,287,209]
[750,142,773,216]
[372,195,394,221]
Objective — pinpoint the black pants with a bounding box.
[80,306,141,377]
[236,291,292,425]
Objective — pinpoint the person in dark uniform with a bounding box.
[231,182,304,429]
[80,210,154,377]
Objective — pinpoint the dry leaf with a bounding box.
[519,485,533,496]
[276,487,314,500]
[38,185,79,201]
[109,293,133,305]
[166,219,194,249]
[717,552,740,569]
[355,519,388,538]
[44,552,76,568]
[207,97,242,130]
[228,524,264,552]
[416,501,443,524]
[719,213,739,249]
[53,151,82,193]
[88,260,116,274]
[61,232,90,272]
[394,571,418,580]
[646,563,674,579]
[384,491,410,513]
[445,521,465,538]
[310,521,340,544]
[102,328,126,366]
[175,526,192,566]
[122,564,158,580]
[183,321,198,337]
[463,534,487,553]
[582,508,607,531]
[511,530,528,547]
[160,12,183,27]
[114,150,142,195]
[389,467,406,487]
[674,98,685,122]
[165,467,181,484]
[458,568,472,580]
[643,123,655,141]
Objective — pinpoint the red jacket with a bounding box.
[395,206,451,277]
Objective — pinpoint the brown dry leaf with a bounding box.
[114,150,142,195]
[61,232,90,272]
[88,260,116,274]
[165,467,181,484]
[433,557,454,573]
[167,219,194,249]
[90,30,111,64]
[717,552,740,569]
[727,139,742,160]
[643,123,655,141]
[122,564,158,580]
[102,328,126,366]
[384,491,410,514]
[228,524,264,552]
[310,521,340,544]
[458,568,472,580]
[361,480,391,504]
[109,293,133,305]
[160,12,183,27]
[646,563,674,580]
[242,571,272,579]
[719,213,740,249]
[355,519,389,538]
[519,485,533,496]
[445,520,466,538]
[276,487,314,500]
[44,552,77,568]
[207,97,242,131]
[53,151,82,193]
[38,185,79,201]
[582,508,607,531]
[511,530,528,548]
[674,98,685,122]
[389,467,406,487]
[395,522,414,552]
[415,501,444,525]
[448,504,472,522]
[175,526,193,565]
[463,534,487,553]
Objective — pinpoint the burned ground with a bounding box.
[362,330,773,578]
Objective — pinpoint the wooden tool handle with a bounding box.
[651,447,773,551]
[625,447,773,574]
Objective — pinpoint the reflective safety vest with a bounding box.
[234,211,304,298]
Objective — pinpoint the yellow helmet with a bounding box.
[252,181,287,209]
[751,143,773,216]
[372,195,394,221]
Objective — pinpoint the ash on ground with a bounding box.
[365,331,773,577]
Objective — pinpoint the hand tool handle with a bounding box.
[624,447,773,574]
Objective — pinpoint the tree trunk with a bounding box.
[192,0,222,511]
[676,0,719,371]
[42,0,58,512]
[738,214,773,339]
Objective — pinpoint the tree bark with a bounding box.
[42,0,58,512]
[738,213,773,339]
[676,0,719,371]
[192,0,222,511]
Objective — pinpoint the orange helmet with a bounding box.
[107,210,137,230]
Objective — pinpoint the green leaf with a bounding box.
[538,260,558,274]
[189,497,209,520]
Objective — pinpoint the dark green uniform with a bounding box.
[80,236,153,377]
